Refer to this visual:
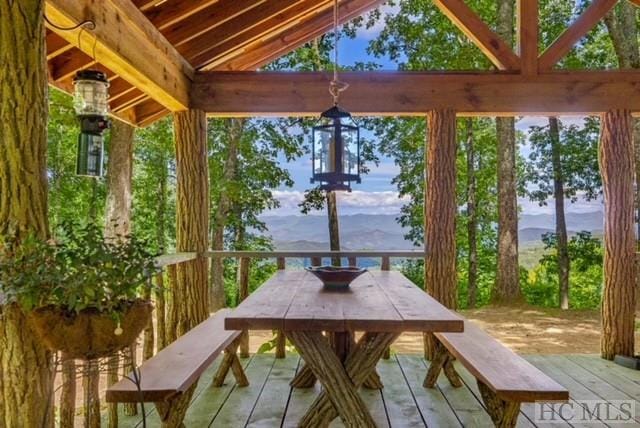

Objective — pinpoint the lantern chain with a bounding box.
[329,0,349,106]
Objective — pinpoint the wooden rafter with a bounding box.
[163,1,265,47]
[538,0,618,70]
[45,0,194,111]
[210,0,386,71]
[184,0,330,69]
[517,0,539,75]
[433,0,520,71]
[191,70,640,116]
[144,0,223,30]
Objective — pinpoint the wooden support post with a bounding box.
[83,360,101,428]
[381,255,392,359]
[170,109,210,338]
[310,256,322,266]
[477,381,521,428]
[154,385,197,428]
[599,109,637,360]
[424,109,458,360]
[423,340,462,388]
[0,2,54,426]
[212,339,249,387]
[156,271,167,351]
[517,0,538,75]
[60,353,76,428]
[275,258,286,358]
[238,257,250,357]
[348,256,357,267]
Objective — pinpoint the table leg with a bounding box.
[288,331,399,427]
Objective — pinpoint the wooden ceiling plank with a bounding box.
[192,0,333,69]
[46,0,193,111]
[130,98,169,126]
[214,0,386,71]
[538,0,618,70]
[517,0,538,75]
[111,89,148,112]
[191,70,640,116]
[144,0,222,30]
[165,0,266,48]
[433,0,520,71]
[46,31,73,60]
[49,49,96,82]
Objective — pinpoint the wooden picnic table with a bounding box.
[225,269,464,427]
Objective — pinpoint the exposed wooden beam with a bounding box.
[191,70,640,116]
[185,0,329,69]
[46,31,73,60]
[538,0,618,70]
[164,0,265,47]
[49,49,96,82]
[144,0,222,30]
[433,0,520,71]
[211,0,386,71]
[129,98,170,126]
[45,0,194,111]
[517,0,538,75]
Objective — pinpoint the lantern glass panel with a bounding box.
[341,125,358,176]
[73,78,109,117]
[314,125,335,175]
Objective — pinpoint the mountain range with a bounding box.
[259,210,604,250]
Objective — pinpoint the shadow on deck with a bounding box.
[106,354,640,427]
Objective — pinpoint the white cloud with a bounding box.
[269,190,409,216]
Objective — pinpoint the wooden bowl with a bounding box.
[306,266,367,289]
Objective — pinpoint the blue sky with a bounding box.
[266,8,603,217]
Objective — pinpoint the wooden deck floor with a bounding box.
[106,354,640,427]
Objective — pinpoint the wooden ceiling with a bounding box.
[45,0,386,126]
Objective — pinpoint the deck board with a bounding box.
[103,353,640,427]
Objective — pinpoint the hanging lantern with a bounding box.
[309,0,361,192]
[73,70,110,177]
[311,105,361,191]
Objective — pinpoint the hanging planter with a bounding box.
[0,222,159,360]
[28,299,152,360]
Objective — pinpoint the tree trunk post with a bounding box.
[599,109,637,360]
[170,109,210,338]
[465,118,479,309]
[0,1,54,426]
[424,109,458,360]
[60,353,76,428]
[238,257,250,357]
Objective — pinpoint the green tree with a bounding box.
[522,118,601,308]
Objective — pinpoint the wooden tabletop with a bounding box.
[225,270,464,333]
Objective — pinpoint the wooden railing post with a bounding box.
[238,257,250,357]
[381,256,392,359]
[275,257,287,358]
[348,257,357,267]
[310,256,322,266]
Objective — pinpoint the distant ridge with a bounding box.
[259,210,604,250]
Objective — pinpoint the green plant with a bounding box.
[0,221,158,316]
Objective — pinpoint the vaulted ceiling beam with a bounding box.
[45,0,194,111]
[433,0,521,71]
[538,0,618,70]
[517,0,539,75]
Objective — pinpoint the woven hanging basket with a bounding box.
[27,299,153,360]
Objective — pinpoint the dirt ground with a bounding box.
[250,305,640,355]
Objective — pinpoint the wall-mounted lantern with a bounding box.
[73,70,110,177]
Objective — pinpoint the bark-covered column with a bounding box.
[599,109,637,360]
[104,119,136,426]
[170,109,210,338]
[424,109,458,359]
[0,0,53,426]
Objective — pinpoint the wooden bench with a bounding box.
[106,309,248,427]
[424,321,569,428]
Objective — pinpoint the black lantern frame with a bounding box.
[73,70,110,177]
[311,105,361,192]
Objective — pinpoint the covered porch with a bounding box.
[2,0,640,427]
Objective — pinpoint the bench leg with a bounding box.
[212,339,249,387]
[154,384,196,428]
[423,341,462,388]
[477,380,521,428]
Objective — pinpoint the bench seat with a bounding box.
[106,309,248,426]
[425,321,569,427]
